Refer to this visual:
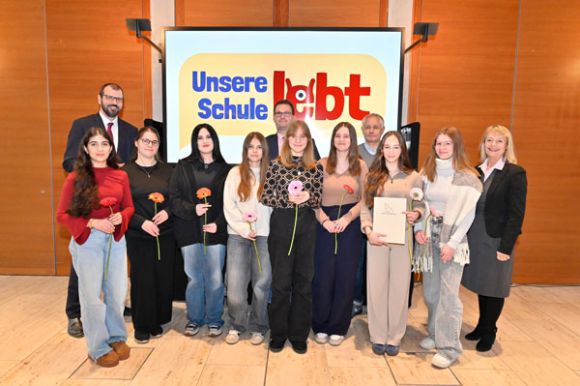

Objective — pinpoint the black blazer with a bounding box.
[265,133,321,161]
[478,162,527,255]
[62,113,138,172]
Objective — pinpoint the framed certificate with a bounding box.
[372,197,407,245]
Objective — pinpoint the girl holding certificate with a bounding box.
[312,122,368,347]
[360,131,424,356]
[414,127,482,368]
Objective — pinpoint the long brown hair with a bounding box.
[365,131,413,207]
[68,127,119,217]
[238,132,269,201]
[279,120,316,169]
[326,122,361,176]
[422,127,477,182]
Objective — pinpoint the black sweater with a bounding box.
[123,161,174,239]
[169,158,231,247]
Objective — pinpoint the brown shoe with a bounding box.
[95,351,119,367]
[110,341,130,360]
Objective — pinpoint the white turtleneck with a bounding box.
[425,158,454,215]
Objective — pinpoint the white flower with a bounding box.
[409,187,424,201]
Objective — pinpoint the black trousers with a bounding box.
[268,207,316,343]
[477,294,505,333]
[312,204,360,335]
[127,233,176,333]
[65,267,81,319]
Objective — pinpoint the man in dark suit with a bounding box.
[266,99,320,161]
[62,83,138,337]
[62,83,138,172]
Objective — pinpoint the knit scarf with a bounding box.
[412,164,482,272]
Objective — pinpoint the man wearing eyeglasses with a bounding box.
[61,83,138,338]
[266,99,320,161]
[62,82,138,172]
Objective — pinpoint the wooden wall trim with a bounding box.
[274,0,289,26]
[379,0,388,27]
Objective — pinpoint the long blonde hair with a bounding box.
[479,124,518,164]
[279,120,317,169]
[422,127,477,182]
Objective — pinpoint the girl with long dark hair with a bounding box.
[170,123,231,337]
[312,122,367,347]
[56,126,134,367]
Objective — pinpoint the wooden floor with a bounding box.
[0,276,579,386]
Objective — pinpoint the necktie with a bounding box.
[106,122,114,143]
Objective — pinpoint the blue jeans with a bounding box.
[422,223,464,361]
[226,235,271,334]
[69,231,128,360]
[182,243,226,327]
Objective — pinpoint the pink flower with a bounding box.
[288,180,303,195]
[430,207,442,217]
[243,210,258,223]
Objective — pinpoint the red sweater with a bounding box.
[57,167,135,244]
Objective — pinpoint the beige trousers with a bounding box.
[366,243,411,345]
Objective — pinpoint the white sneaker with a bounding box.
[328,335,345,346]
[419,336,436,350]
[225,330,240,344]
[250,332,265,345]
[315,333,329,344]
[208,325,223,337]
[432,353,456,368]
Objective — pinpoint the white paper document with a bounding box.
[372,197,407,245]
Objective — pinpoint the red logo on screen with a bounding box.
[273,71,371,121]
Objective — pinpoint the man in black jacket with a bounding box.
[62,83,138,337]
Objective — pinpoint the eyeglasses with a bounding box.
[141,138,160,146]
[274,111,293,117]
[102,94,124,103]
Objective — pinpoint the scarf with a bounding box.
[412,163,482,272]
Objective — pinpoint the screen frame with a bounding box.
[162,26,405,164]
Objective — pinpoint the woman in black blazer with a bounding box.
[461,124,527,352]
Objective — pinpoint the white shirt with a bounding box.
[479,158,506,182]
[99,111,119,151]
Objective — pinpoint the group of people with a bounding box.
[56,83,527,370]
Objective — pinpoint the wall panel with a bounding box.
[410,0,519,164]
[176,0,273,26]
[46,0,149,275]
[289,0,382,27]
[0,0,54,274]
[510,0,580,283]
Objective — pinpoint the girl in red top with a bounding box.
[56,126,134,367]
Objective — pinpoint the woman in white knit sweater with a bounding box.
[223,132,272,345]
[414,127,482,368]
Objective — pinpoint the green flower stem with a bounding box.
[203,197,207,255]
[287,204,298,256]
[249,223,262,273]
[105,206,114,280]
[334,192,346,255]
[154,202,161,261]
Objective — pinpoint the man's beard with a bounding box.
[103,104,119,118]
